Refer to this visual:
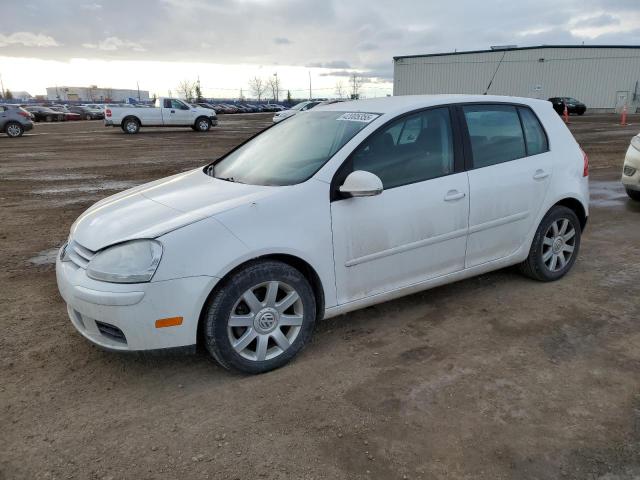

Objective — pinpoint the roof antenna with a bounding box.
[484,50,507,95]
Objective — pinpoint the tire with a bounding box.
[202,260,316,374]
[626,188,640,201]
[45,115,52,122]
[122,117,140,134]
[195,117,211,132]
[85,114,92,120]
[518,205,581,282]
[5,122,24,138]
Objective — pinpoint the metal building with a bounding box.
[393,45,640,113]
[46,85,150,102]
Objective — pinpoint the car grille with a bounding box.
[66,240,96,269]
[95,321,127,344]
[624,165,637,177]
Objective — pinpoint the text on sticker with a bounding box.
[337,112,379,123]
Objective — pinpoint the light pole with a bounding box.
[273,72,278,102]
[309,71,312,100]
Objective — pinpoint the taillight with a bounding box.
[105,109,112,117]
[581,148,589,177]
[19,111,30,118]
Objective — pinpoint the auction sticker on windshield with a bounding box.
[336,112,380,123]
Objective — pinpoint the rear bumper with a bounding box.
[23,122,34,131]
[104,119,114,126]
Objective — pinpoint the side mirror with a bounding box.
[339,170,383,197]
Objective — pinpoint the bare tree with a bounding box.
[248,77,267,102]
[350,73,363,99]
[334,81,345,99]
[176,80,196,101]
[268,74,282,102]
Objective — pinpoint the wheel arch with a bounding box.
[121,115,141,128]
[196,253,325,345]
[553,196,587,230]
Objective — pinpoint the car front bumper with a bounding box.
[56,250,218,351]
[622,145,640,191]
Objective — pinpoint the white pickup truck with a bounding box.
[104,97,218,134]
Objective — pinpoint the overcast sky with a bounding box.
[1,0,639,98]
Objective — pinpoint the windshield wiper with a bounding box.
[217,176,243,184]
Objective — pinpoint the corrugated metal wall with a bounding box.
[393,47,640,112]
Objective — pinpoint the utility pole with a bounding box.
[309,71,312,100]
[0,73,5,98]
[137,81,140,101]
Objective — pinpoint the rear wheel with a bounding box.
[626,188,640,201]
[202,260,316,374]
[195,117,211,132]
[122,117,140,134]
[85,114,92,120]
[519,206,581,281]
[45,115,52,122]
[5,122,24,138]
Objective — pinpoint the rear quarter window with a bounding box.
[518,107,549,156]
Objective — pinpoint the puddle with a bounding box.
[28,248,59,266]
[33,180,136,195]
[589,180,628,207]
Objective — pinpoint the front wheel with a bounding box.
[202,260,316,374]
[195,117,211,132]
[626,188,640,201]
[518,206,581,281]
[5,122,24,138]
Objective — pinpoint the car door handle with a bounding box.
[533,169,549,180]
[444,190,466,201]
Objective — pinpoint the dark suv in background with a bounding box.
[548,97,587,115]
[0,105,34,137]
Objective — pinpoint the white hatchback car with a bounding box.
[57,95,589,373]
[622,134,640,201]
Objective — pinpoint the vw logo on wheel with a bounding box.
[258,312,276,330]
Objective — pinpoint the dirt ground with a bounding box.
[1,113,640,480]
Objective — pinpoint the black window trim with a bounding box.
[330,104,464,202]
[455,101,550,171]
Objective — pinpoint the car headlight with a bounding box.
[86,239,163,283]
[631,136,640,152]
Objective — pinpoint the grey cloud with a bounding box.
[1,0,638,76]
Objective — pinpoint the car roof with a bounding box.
[315,94,551,116]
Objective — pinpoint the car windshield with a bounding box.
[210,110,375,186]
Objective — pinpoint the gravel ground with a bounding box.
[1,113,639,480]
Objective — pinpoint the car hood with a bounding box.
[70,169,277,251]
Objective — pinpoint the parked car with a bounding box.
[196,102,219,112]
[68,106,105,120]
[0,104,34,137]
[273,100,321,123]
[104,97,217,134]
[622,134,640,201]
[56,95,589,373]
[24,106,64,122]
[216,104,237,114]
[49,105,82,121]
[548,97,587,115]
[265,103,285,112]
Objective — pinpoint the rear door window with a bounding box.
[462,105,526,168]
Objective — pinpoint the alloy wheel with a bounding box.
[6,123,22,137]
[227,281,304,362]
[542,218,576,272]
